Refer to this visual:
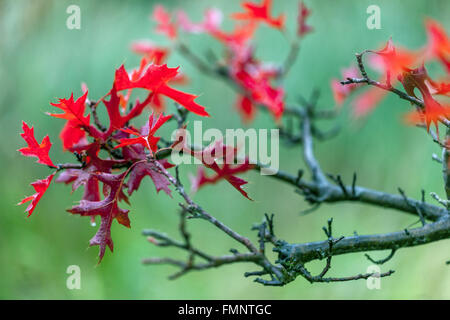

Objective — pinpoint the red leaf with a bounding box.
[128,159,174,196]
[234,68,284,119]
[115,112,172,154]
[119,137,174,196]
[404,94,449,133]
[236,95,256,122]
[297,1,313,37]
[232,0,285,30]
[431,81,450,96]
[60,120,86,151]
[102,85,154,140]
[157,84,209,116]
[369,38,420,85]
[131,41,169,65]
[49,91,91,127]
[67,172,129,262]
[56,142,125,205]
[114,64,177,92]
[153,5,177,39]
[211,22,257,47]
[176,8,223,34]
[176,139,254,199]
[399,66,450,132]
[425,18,450,73]
[18,173,55,217]
[191,162,253,200]
[113,63,209,116]
[18,121,56,168]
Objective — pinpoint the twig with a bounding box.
[365,249,397,265]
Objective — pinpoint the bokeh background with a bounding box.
[0,0,449,299]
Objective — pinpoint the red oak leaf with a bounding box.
[226,44,284,120]
[18,173,55,217]
[190,162,253,200]
[351,39,419,117]
[18,121,56,167]
[116,57,149,110]
[404,94,449,133]
[60,119,86,151]
[127,159,174,196]
[232,0,285,30]
[115,112,172,154]
[131,41,169,65]
[49,91,91,127]
[173,138,254,199]
[234,68,284,119]
[176,8,223,34]
[57,141,127,226]
[153,5,177,39]
[425,18,450,73]
[399,66,450,132]
[113,63,209,116]
[211,22,257,48]
[431,81,450,96]
[397,65,432,99]
[105,84,154,138]
[236,95,256,122]
[369,38,420,85]
[297,1,313,37]
[57,167,100,201]
[114,63,177,92]
[68,171,130,262]
[120,136,174,196]
[119,56,189,112]
[57,142,120,194]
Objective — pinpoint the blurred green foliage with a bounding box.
[0,0,449,299]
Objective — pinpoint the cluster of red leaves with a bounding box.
[18,122,56,217]
[172,130,255,199]
[16,56,221,262]
[400,65,450,133]
[20,1,317,262]
[231,0,285,30]
[331,19,450,130]
[143,1,313,122]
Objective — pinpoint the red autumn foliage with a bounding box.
[67,171,130,261]
[113,63,209,117]
[176,8,223,34]
[18,173,55,217]
[186,141,254,199]
[131,41,169,65]
[49,91,91,128]
[115,112,172,154]
[153,5,177,39]
[18,121,56,168]
[297,1,313,37]
[232,0,285,30]
[19,55,214,261]
[425,18,450,73]
[334,19,450,123]
[398,65,450,132]
[19,1,447,266]
[148,2,314,122]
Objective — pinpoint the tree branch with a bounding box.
[276,216,450,264]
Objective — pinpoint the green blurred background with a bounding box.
[0,0,449,299]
